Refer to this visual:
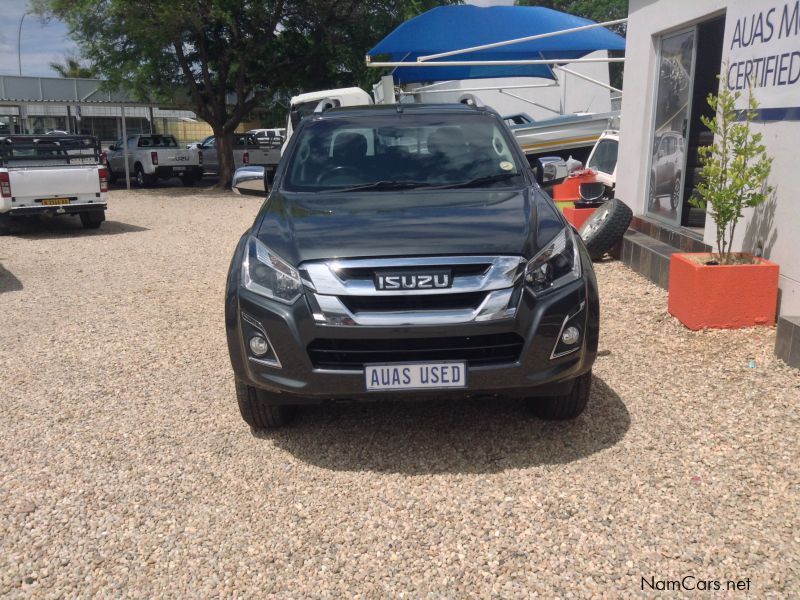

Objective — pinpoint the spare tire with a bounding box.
[578,198,633,260]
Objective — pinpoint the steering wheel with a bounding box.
[316,165,362,184]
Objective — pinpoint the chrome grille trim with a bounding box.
[311,288,517,326]
[301,255,524,296]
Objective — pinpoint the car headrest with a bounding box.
[332,132,367,161]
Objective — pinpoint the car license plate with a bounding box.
[365,361,467,391]
[41,198,70,206]
[173,166,186,172]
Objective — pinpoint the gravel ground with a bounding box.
[1,187,798,598]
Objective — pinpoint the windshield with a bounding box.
[586,138,618,175]
[284,113,524,191]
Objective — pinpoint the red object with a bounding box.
[0,172,10,198]
[150,151,159,166]
[243,151,250,165]
[563,206,597,229]
[98,167,109,193]
[668,253,779,330]
[552,169,597,202]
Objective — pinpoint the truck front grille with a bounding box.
[307,333,524,370]
[300,255,525,327]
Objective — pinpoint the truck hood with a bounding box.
[255,187,555,265]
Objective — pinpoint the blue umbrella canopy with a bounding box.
[368,5,625,84]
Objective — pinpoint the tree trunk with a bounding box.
[213,128,237,189]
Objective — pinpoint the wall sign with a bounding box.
[723,0,800,116]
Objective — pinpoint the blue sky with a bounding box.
[0,0,512,78]
[0,0,77,76]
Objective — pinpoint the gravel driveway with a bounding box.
[1,188,798,597]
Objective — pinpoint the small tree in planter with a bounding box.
[690,81,773,265]
[668,81,780,330]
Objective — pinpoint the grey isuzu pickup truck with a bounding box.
[225,103,599,429]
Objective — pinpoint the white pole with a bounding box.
[414,18,628,62]
[555,65,622,94]
[368,57,625,69]
[121,106,130,190]
[400,82,558,95]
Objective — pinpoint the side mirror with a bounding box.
[535,156,568,186]
[108,144,116,151]
[290,110,301,129]
[232,166,267,196]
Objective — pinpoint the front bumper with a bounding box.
[226,245,599,404]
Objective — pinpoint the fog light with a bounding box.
[561,326,580,345]
[249,335,269,356]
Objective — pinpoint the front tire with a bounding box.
[235,379,295,430]
[670,176,681,210]
[529,371,592,420]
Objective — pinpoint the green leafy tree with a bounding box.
[50,56,98,79]
[34,0,459,186]
[690,82,773,265]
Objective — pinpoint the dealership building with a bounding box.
[617,0,800,367]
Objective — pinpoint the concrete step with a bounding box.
[776,316,800,368]
[621,230,681,290]
[628,215,710,253]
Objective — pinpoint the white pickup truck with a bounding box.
[0,134,108,233]
[105,134,203,186]
[191,133,281,175]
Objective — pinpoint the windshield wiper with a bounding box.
[331,180,433,192]
[431,172,520,190]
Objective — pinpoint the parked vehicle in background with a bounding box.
[227,103,599,429]
[283,87,373,152]
[195,133,281,175]
[649,131,684,210]
[105,134,203,187]
[0,134,108,233]
[247,128,286,141]
[584,130,618,190]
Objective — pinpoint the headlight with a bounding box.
[241,236,303,304]
[524,227,581,295]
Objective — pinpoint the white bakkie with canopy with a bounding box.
[0,134,108,233]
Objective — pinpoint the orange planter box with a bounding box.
[668,253,779,330]
[563,206,597,230]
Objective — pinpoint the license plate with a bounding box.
[41,198,70,206]
[365,361,467,391]
[173,167,186,172]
